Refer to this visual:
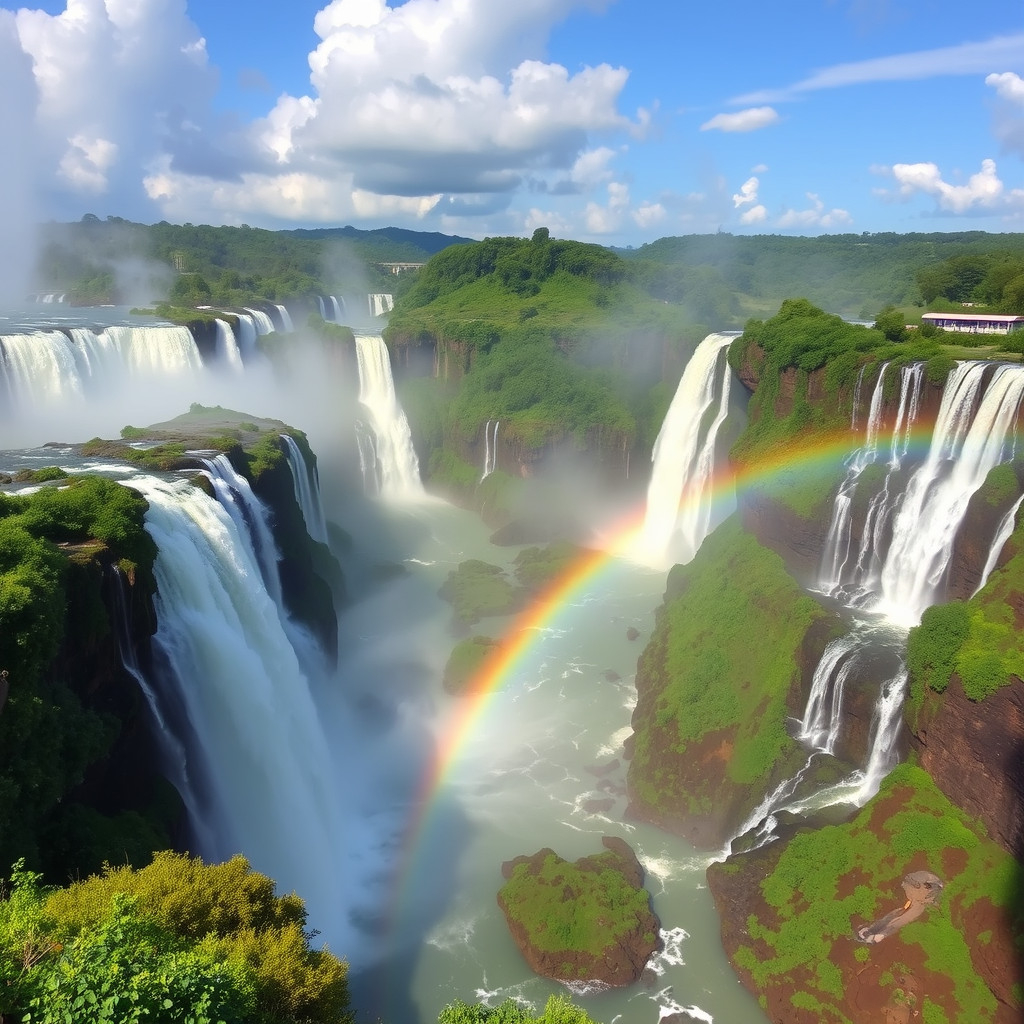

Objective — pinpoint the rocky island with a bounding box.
[497,836,660,987]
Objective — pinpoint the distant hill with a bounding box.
[615,231,1024,319]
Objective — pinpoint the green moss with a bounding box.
[628,517,830,822]
[978,463,1020,507]
[438,560,521,627]
[498,847,654,959]
[741,763,1019,1022]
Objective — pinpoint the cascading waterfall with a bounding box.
[974,493,1024,596]
[244,307,276,334]
[281,434,329,544]
[331,296,344,322]
[0,325,204,409]
[274,304,294,332]
[369,293,394,317]
[125,473,352,946]
[214,319,244,373]
[200,454,285,605]
[874,362,1024,624]
[354,333,424,499]
[631,332,736,569]
[734,359,1024,853]
[480,419,499,481]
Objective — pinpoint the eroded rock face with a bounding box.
[911,675,1024,859]
[497,836,660,988]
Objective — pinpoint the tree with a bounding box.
[874,305,908,343]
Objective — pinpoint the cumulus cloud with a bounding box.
[700,106,779,133]
[740,204,767,224]
[776,193,852,228]
[735,32,1024,104]
[986,71,1024,159]
[7,0,638,233]
[732,176,760,207]
[877,158,1013,213]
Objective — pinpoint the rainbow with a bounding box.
[390,414,949,923]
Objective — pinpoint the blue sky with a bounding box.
[1,0,1023,245]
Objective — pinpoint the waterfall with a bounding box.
[200,454,284,605]
[123,473,351,947]
[317,297,326,320]
[274,305,294,332]
[734,359,1024,852]
[234,315,258,360]
[631,333,736,569]
[281,434,329,544]
[0,325,203,409]
[244,307,276,334]
[353,333,424,499]
[798,633,862,754]
[480,419,499,481]
[874,363,1024,624]
[973,493,1024,596]
[213,319,244,372]
[818,362,926,597]
[331,296,344,322]
[369,293,394,318]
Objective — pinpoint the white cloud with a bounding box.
[700,106,779,133]
[734,32,1024,104]
[58,133,118,192]
[751,163,769,174]
[987,71,1024,104]
[881,158,1006,212]
[632,201,666,229]
[8,0,636,232]
[986,72,1024,159]
[583,180,630,233]
[732,176,760,207]
[739,204,767,224]
[569,147,618,188]
[776,193,852,228]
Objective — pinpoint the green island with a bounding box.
[496,837,660,987]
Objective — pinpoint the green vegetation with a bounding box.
[729,298,945,466]
[907,525,1024,712]
[627,517,832,828]
[623,230,1024,319]
[438,994,600,1023]
[0,852,351,1024]
[35,215,471,307]
[0,477,164,878]
[438,544,585,630]
[443,636,499,694]
[385,233,709,475]
[498,846,655,959]
[722,763,1021,1022]
[438,560,522,627]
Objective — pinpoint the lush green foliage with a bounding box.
[438,560,522,627]
[628,518,829,821]
[908,506,1024,710]
[34,215,470,306]
[0,854,351,1024]
[724,763,1021,1022]
[728,299,950,480]
[498,849,653,956]
[438,994,600,1023]
[625,230,1024,317]
[0,477,164,877]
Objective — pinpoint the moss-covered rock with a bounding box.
[497,836,660,987]
[626,516,841,848]
[708,763,1024,1024]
